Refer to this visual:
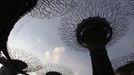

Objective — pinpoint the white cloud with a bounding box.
[45,51,51,60]
[44,47,65,63]
[52,47,65,63]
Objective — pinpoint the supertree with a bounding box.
[29,0,78,19]
[7,48,43,73]
[0,0,37,74]
[111,54,134,75]
[36,63,73,75]
[58,0,129,75]
[59,0,129,52]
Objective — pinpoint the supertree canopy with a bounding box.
[7,48,43,73]
[29,0,77,19]
[125,0,134,19]
[37,63,74,75]
[59,0,129,52]
[111,54,134,75]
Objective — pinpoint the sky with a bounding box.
[6,14,134,75]
[7,16,92,75]
[1,0,134,75]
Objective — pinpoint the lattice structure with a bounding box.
[29,0,77,19]
[111,54,134,75]
[7,48,43,72]
[125,0,134,19]
[59,0,129,52]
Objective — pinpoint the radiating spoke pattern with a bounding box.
[59,0,129,52]
[111,54,134,75]
[7,48,43,73]
[29,0,77,19]
[125,0,134,19]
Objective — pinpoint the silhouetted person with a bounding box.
[0,0,37,74]
[0,56,28,75]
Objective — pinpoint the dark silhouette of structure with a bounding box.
[46,71,62,75]
[58,0,130,75]
[76,17,115,75]
[0,56,27,75]
[0,0,37,74]
[116,62,134,75]
[112,54,134,75]
[0,0,131,75]
[59,0,129,52]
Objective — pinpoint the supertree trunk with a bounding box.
[90,48,115,75]
[58,0,130,75]
[75,17,115,75]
